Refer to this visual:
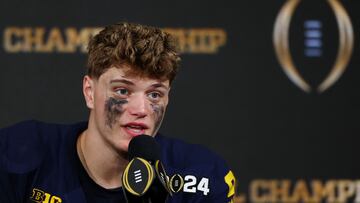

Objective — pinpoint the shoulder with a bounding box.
[0,120,61,173]
[155,134,227,169]
[155,134,236,202]
[0,120,86,173]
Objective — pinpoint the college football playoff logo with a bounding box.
[273,0,354,93]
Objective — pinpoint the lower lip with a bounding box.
[123,127,146,137]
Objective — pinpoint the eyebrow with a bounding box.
[150,83,169,90]
[110,79,169,90]
[110,79,135,86]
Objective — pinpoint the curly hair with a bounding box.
[87,22,181,83]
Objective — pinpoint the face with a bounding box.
[83,65,170,154]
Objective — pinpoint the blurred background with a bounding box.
[0,0,359,202]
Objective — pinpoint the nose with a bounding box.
[127,93,148,118]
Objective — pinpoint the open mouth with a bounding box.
[123,123,149,136]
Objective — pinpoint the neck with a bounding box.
[77,129,128,189]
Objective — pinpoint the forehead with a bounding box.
[98,66,170,87]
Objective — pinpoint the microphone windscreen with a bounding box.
[128,134,160,161]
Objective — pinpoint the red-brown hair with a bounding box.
[87,22,180,83]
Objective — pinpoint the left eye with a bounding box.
[148,92,161,99]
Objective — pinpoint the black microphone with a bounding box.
[122,135,172,203]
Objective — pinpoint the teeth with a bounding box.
[127,126,142,133]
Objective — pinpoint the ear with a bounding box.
[83,75,95,109]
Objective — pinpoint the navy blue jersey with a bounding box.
[0,120,235,203]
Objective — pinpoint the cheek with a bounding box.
[151,103,164,115]
[104,97,128,128]
[93,94,107,119]
[150,104,165,129]
[94,90,107,110]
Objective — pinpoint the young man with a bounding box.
[0,22,235,202]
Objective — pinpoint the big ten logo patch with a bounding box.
[30,188,62,203]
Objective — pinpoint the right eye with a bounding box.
[115,88,129,96]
